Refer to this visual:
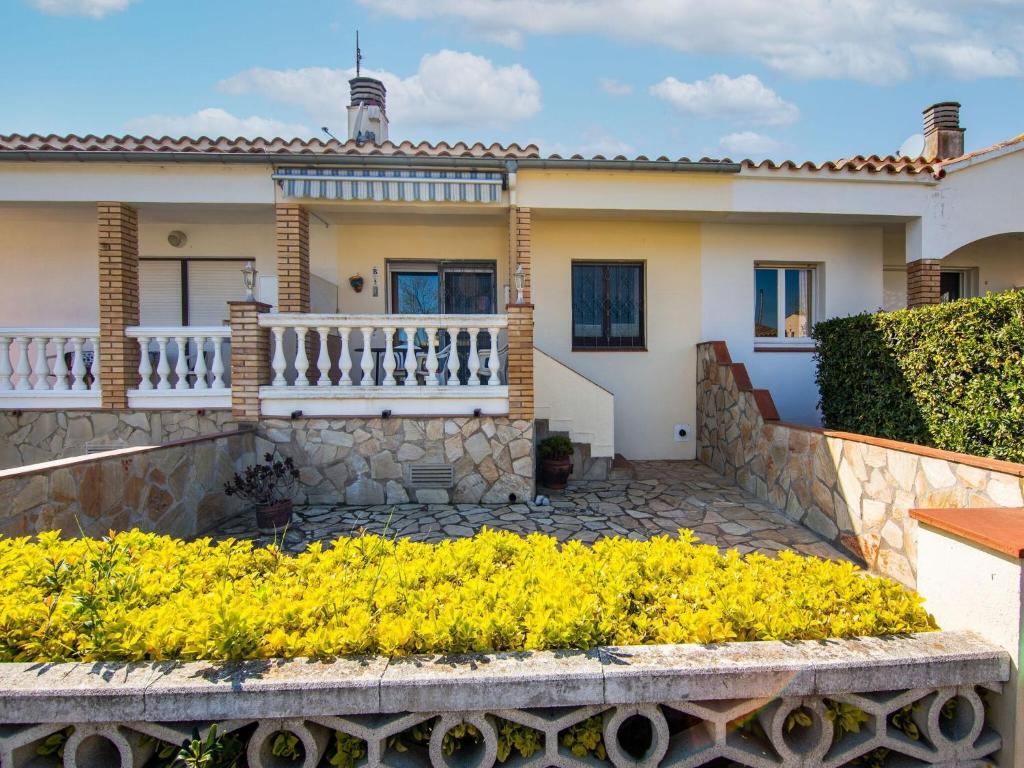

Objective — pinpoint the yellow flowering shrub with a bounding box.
[0,528,935,663]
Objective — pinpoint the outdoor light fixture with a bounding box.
[242,261,258,301]
[473,408,482,418]
[381,409,392,419]
[514,264,525,304]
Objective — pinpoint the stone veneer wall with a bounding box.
[258,416,535,505]
[696,340,1024,587]
[0,410,238,470]
[0,429,254,539]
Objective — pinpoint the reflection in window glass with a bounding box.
[572,265,604,341]
[754,268,779,337]
[393,273,439,314]
[608,265,641,337]
[784,268,812,338]
[571,262,645,348]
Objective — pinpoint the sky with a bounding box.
[3,0,1024,162]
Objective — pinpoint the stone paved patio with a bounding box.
[211,460,849,560]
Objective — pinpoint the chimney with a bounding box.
[922,102,964,161]
[347,77,389,144]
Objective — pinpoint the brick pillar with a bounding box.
[97,202,139,409]
[276,203,310,313]
[509,206,532,303]
[229,301,272,420]
[908,259,941,308]
[506,304,534,420]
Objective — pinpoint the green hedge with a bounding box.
[813,291,1024,462]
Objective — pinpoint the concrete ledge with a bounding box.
[0,631,1006,724]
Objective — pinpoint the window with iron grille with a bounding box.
[571,262,645,349]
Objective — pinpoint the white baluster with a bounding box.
[155,336,171,390]
[337,325,352,386]
[14,337,31,391]
[70,337,87,391]
[193,335,209,390]
[359,327,374,386]
[424,326,439,386]
[52,337,69,391]
[0,337,12,391]
[89,336,100,392]
[403,326,418,385]
[173,335,189,390]
[316,326,332,386]
[382,327,397,386]
[30,337,49,391]
[467,327,481,387]
[211,337,226,389]
[445,327,461,386]
[486,326,501,386]
[271,327,287,387]
[294,326,310,386]
[137,336,153,390]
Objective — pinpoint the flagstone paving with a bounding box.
[210,460,849,560]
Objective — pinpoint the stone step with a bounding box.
[608,453,637,481]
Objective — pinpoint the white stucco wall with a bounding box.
[942,234,1024,294]
[532,217,701,460]
[700,223,884,425]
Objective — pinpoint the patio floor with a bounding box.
[210,460,849,560]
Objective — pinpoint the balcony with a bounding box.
[258,313,509,417]
[0,329,101,409]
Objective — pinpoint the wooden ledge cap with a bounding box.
[911,507,1024,559]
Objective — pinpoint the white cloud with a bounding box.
[218,50,541,133]
[542,128,636,157]
[124,108,312,139]
[913,43,1020,79]
[650,74,799,126]
[599,78,633,96]
[718,131,788,158]
[29,0,134,17]
[358,0,1024,83]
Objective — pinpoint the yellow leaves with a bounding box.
[0,529,935,662]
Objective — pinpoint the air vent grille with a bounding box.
[408,464,455,489]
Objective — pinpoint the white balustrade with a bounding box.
[0,329,101,407]
[257,314,510,417]
[125,327,232,409]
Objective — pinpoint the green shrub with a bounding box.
[538,435,573,460]
[813,291,1024,462]
[0,528,933,663]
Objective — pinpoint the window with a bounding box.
[754,264,815,339]
[571,262,645,349]
[388,261,497,315]
[139,258,250,326]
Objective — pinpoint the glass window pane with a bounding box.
[443,269,495,314]
[784,268,812,338]
[572,265,603,340]
[608,264,641,339]
[754,268,779,337]
[940,271,962,303]
[393,273,439,314]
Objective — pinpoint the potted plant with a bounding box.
[224,452,301,533]
[538,435,574,490]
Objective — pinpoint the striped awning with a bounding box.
[273,167,504,203]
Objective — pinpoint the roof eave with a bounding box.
[940,140,1024,175]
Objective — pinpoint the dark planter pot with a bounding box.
[255,500,293,533]
[539,456,573,490]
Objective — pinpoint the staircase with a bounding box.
[534,348,634,481]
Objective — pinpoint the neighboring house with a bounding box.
[0,81,1022,470]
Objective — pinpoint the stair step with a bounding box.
[608,453,636,481]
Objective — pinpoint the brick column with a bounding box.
[908,259,941,308]
[229,301,272,420]
[97,202,139,409]
[276,203,310,313]
[509,206,532,303]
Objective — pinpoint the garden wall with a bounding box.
[0,428,254,538]
[259,416,535,505]
[697,340,1024,587]
[0,409,237,469]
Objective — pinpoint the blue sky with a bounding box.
[3,0,1023,161]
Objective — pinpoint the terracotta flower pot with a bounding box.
[255,500,293,533]
[539,456,573,490]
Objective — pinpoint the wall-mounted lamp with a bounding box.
[242,261,258,301]
[514,264,525,304]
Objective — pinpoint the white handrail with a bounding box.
[0,329,100,393]
[258,313,509,328]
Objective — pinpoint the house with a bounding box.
[1,78,1022,505]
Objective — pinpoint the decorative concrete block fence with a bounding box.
[0,631,1007,768]
[0,428,254,538]
[696,341,1024,587]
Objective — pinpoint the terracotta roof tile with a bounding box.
[738,154,939,176]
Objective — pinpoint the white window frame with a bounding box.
[753,262,820,348]
[939,267,979,302]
